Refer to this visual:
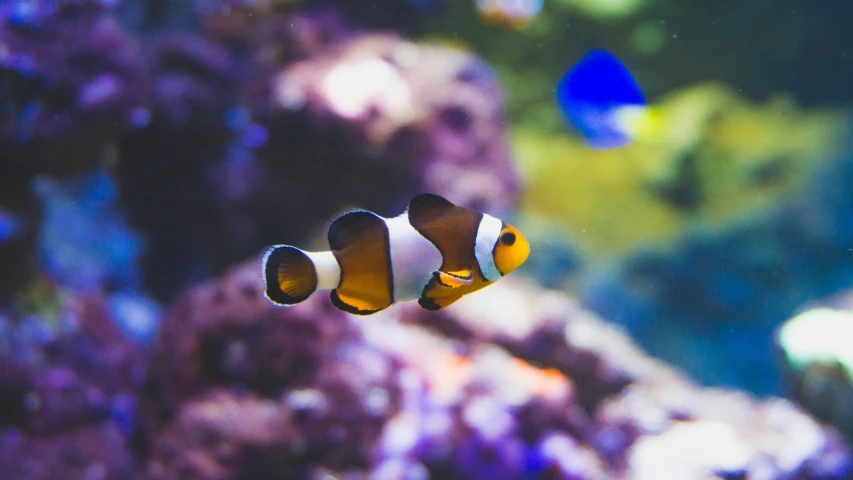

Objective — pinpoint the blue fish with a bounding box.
[0,210,21,244]
[556,49,652,149]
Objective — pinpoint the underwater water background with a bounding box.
[2,0,853,478]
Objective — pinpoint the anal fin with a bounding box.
[418,294,463,311]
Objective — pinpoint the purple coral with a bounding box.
[266,31,519,214]
[146,261,354,410]
[0,423,138,480]
[145,390,302,479]
[0,294,145,479]
[0,0,146,157]
[143,259,404,476]
[3,257,850,479]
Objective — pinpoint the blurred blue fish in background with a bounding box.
[0,209,22,244]
[556,49,660,149]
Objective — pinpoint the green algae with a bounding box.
[554,0,652,20]
[512,82,847,259]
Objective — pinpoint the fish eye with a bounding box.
[500,231,516,246]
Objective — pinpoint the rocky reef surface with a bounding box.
[2,262,852,479]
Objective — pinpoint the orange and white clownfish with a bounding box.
[261,193,530,315]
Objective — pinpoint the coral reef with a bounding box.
[6,258,849,479]
[0,294,145,478]
[144,260,356,413]
[0,0,145,168]
[394,277,853,479]
[0,0,147,301]
[267,31,519,212]
[0,424,138,480]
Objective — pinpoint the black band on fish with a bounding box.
[328,210,395,314]
[408,193,484,282]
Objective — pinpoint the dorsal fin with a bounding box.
[407,193,482,275]
[409,192,456,215]
[328,210,381,251]
[327,210,394,315]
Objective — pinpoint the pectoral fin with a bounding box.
[432,269,474,289]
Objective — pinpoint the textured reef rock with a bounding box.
[0,423,138,480]
[132,260,851,479]
[145,262,354,409]
[0,0,146,299]
[392,278,852,479]
[142,261,402,477]
[777,291,853,444]
[0,295,144,479]
[0,0,146,174]
[145,390,302,479]
[1,257,850,479]
[268,31,519,214]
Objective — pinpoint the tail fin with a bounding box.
[261,245,319,306]
[556,49,647,149]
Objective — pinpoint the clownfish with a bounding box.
[261,193,530,315]
[556,49,664,150]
